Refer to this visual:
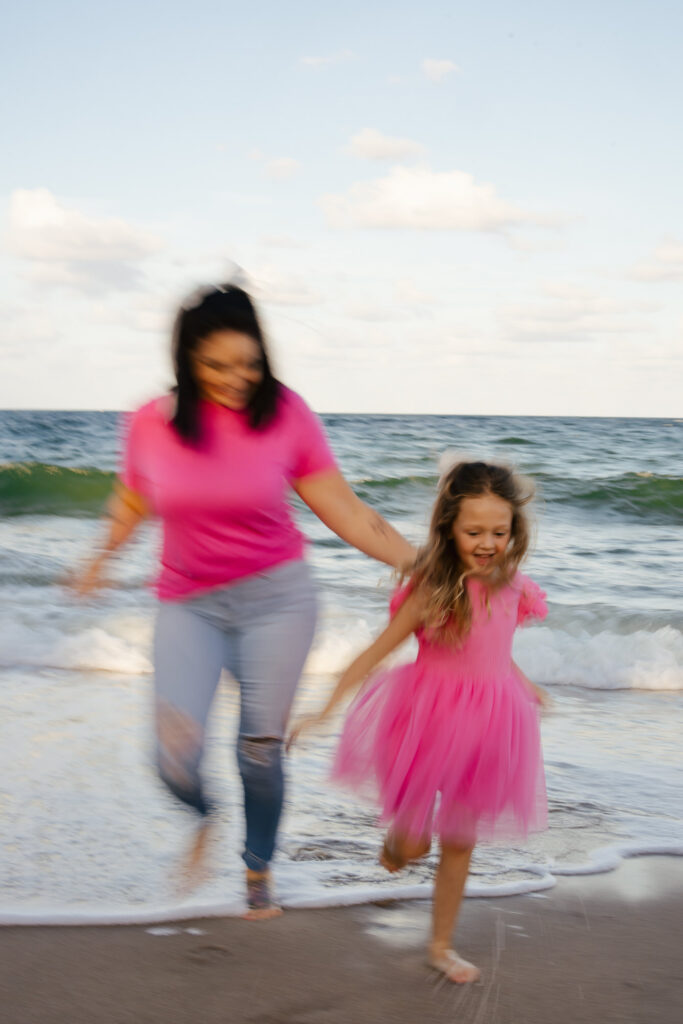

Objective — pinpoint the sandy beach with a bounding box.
[1,856,681,1024]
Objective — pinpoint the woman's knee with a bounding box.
[156,700,210,815]
[237,735,283,790]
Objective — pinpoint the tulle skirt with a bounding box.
[332,662,547,845]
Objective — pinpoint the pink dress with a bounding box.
[332,573,548,845]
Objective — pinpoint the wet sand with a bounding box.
[1,856,681,1024]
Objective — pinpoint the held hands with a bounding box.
[530,681,552,711]
[286,711,329,751]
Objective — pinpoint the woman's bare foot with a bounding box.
[242,870,283,921]
[175,820,214,896]
[429,947,481,984]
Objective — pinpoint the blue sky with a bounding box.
[2,1,682,413]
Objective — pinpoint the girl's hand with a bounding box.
[530,682,552,711]
[286,712,327,751]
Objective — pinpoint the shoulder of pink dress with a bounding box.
[389,580,414,617]
[510,570,529,592]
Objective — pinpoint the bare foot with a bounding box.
[429,948,481,984]
[379,835,406,873]
[175,820,214,896]
[242,905,283,921]
[242,871,283,921]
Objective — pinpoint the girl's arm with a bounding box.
[294,469,416,570]
[288,592,423,747]
[70,482,150,596]
[512,660,551,709]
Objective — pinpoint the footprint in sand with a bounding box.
[186,944,233,965]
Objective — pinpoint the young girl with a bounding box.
[290,460,548,983]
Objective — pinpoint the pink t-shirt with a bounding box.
[121,387,337,600]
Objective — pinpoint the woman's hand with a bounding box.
[66,482,149,598]
[67,553,109,597]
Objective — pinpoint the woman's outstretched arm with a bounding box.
[70,482,150,595]
[295,469,416,570]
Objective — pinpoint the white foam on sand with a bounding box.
[1,844,681,927]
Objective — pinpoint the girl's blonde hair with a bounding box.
[410,460,534,641]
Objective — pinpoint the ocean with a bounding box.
[1,410,682,925]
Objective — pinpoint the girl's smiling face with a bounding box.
[451,493,513,577]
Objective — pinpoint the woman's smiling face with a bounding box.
[192,329,264,410]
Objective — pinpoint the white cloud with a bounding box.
[7,188,161,263]
[6,188,162,293]
[343,300,434,323]
[26,260,147,292]
[265,157,301,181]
[394,278,435,306]
[422,58,459,82]
[259,234,309,250]
[346,128,425,162]
[502,284,656,342]
[344,303,405,323]
[89,292,169,334]
[0,302,63,357]
[300,50,353,68]
[250,265,322,306]
[319,165,533,232]
[630,238,683,281]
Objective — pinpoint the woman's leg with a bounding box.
[429,842,480,983]
[153,601,226,818]
[232,562,317,914]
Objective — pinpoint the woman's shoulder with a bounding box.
[128,394,175,425]
[276,385,317,420]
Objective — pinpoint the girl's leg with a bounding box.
[380,801,435,872]
[380,831,432,873]
[232,563,317,918]
[429,842,479,983]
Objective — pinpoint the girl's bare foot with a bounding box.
[242,870,283,921]
[429,947,481,984]
[379,834,406,873]
[380,831,431,873]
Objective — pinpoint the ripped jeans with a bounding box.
[153,560,317,872]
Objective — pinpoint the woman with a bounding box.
[74,284,415,918]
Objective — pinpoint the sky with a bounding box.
[2,0,682,415]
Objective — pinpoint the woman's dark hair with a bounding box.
[171,284,280,442]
